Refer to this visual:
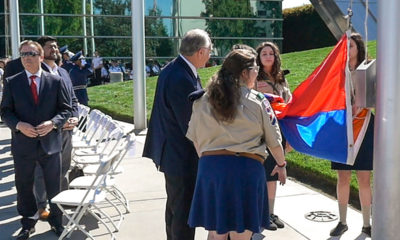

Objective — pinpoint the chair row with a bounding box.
[51,104,136,240]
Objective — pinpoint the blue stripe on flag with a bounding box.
[279,110,348,164]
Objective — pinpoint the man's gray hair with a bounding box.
[179,29,211,56]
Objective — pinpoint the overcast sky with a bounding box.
[282,0,311,9]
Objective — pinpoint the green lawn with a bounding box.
[88,41,376,207]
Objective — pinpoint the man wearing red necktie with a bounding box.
[0,40,72,240]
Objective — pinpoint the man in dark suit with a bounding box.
[143,29,212,240]
[0,40,72,240]
[28,36,80,221]
[38,36,79,190]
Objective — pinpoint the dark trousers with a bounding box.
[33,130,73,208]
[164,174,196,240]
[61,130,73,191]
[92,68,102,86]
[14,145,62,229]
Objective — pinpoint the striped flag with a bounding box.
[270,32,369,165]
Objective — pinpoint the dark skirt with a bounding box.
[264,134,286,181]
[331,115,374,170]
[264,154,278,181]
[188,155,269,234]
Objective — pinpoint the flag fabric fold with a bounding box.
[271,33,360,165]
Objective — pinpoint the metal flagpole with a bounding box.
[132,0,147,130]
[373,0,400,238]
[9,0,20,59]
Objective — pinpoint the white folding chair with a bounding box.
[72,109,104,143]
[82,134,136,213]
[74,104,90,134]
[52,151,121,240]
[73,114,112,151]
[73,122,125,165]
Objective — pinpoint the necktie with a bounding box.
[30,75,39,104]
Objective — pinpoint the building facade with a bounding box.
[1,0,283,61]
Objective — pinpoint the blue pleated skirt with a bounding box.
[188,155,269,234]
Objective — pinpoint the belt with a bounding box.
[201,149,264,164]
[73,85,87,90]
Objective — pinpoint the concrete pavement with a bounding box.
[0,121,371,240]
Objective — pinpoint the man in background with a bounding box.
[143,29,212,240]
[34,36,79,216]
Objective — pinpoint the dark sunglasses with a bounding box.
[20,51,40,57]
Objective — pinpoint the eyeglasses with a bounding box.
[201,46,213,55]
[248,65,260,71]
[20,51,40,57]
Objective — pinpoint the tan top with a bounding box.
[255,78,292,103]
[186,86,282,159]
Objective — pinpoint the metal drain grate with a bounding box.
[305,211,338,222]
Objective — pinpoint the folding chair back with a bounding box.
[74,109,104,140]
[75,104,90,132]
[110,133,136,173]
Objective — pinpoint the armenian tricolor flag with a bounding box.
[270,32,370,165]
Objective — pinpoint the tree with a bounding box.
[145,6,173,58]
[201,0,261,56]
[93,0,132,57]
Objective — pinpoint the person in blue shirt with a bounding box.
[69,51,92,106]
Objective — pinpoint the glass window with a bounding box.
[20,16,40,36]
[94,16,131,36]
[44,16,84,36]
[93,0,131,16]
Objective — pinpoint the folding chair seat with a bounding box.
[68,174,125,229]
[52,151,121,240]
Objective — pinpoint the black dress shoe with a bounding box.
[271,214,285,228]
[50,224,65,236]
[362,226,371,237]
[16,227,35,240]
[266,219,278,231]
[330,222,348,236]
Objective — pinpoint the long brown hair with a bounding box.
[350,33,366,68]
[256,41,284,83]
[207,49,255,122]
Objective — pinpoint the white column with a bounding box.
[40,0,44,35]
[132,0,147,130]
[373,0,400,239]
[90,0,95,55]
[82,0,88,55]
[9,0,20,59]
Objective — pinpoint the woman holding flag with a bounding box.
[255,41,292,231]
[330,33,374,237]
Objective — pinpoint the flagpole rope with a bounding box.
[364,0,369,63]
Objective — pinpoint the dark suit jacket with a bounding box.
[3,57,24,79]
[41,63,79,118]
[1,71,72,156]
[143,56,202,176]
